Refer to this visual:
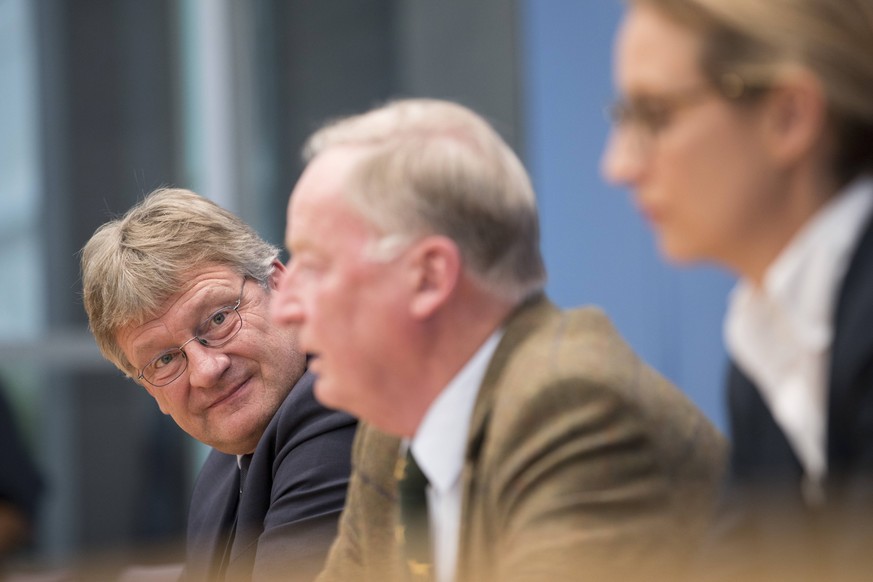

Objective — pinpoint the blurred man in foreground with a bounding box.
[81,188,356,581]
[273,99,726,581]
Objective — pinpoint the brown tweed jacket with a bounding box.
[316,296,726,582]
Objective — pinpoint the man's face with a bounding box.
[272,148,414,428]
[117,264,305,454]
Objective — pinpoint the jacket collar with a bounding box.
[828,206,873,460]
[463,294,555,464]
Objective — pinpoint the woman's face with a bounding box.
[602,3,788,275]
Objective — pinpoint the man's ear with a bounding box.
[407,236,461,320]
[761,70,828,167]
[267,259,286,291]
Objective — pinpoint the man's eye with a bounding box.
[297,261,316,273]
[292,254,324,274]
[201,307,234,332]
[154,352,177,369]
[198,306,240,345]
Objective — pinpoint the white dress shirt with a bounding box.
[725,177,873,502]
[406,329,504,582]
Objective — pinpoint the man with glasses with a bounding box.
[81,188,356,581]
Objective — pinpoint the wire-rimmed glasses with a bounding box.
[137,277,247,387]
[606,84,715,156]
[605,74,754,157]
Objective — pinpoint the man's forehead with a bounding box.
[287,162,357,242]
[297,146,370,198]
[120,274,241,343]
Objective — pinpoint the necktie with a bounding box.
[396,449,433,580]
[216,455,251,580]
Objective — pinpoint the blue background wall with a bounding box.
[520,1,735,430]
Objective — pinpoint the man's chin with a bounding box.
[312,378,345,413]
[206,430,260,456]
[201,411,270,455]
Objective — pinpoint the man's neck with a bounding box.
[396,286,516,438]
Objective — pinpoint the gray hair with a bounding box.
[81,187,279,377]
[303,99,546,304]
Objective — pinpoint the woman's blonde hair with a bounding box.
[631,0,873,183]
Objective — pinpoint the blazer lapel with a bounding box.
[456,295,555,580]
[227,455,253,566]
[463,295,555,463]
[828,213,873,469]
[189,456,241,580]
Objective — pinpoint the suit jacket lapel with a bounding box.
[456,295,555,579]
[463,295,554,463]
[190,456,241,580]
[828,213,873,467]
[228,455,253,565]
[726,361,804,483]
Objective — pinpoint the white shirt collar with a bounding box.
[725,176,873,488]
[766,177,873,349]
[405,328,504,582]
[727,177,873,357]
[410,328,504,493]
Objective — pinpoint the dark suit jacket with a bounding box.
[0,385,43,523]
[316,296,726,582]
[182,371,356,582]
[716,212,873,580]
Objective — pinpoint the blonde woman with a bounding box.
[603,0,873,578]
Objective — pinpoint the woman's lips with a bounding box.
[637,199,665,224]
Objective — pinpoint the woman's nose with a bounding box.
[601,127,646,186]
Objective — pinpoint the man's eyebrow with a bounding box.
[129,328,174,368]
[134,287,239,360]
[189,287,238,316]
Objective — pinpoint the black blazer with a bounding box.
[182,371,356,582]
[0,383,43,524]
[718,210,873,579]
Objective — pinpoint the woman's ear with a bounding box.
[761,70,828,167]
[407,236,462,320]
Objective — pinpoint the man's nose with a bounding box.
[185,342,231,389]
